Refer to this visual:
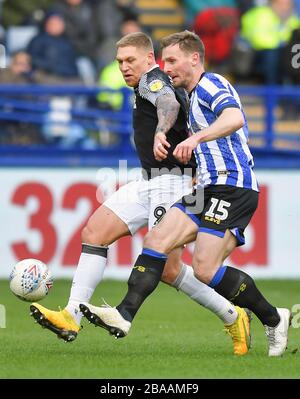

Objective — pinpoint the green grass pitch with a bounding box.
[0,279,299,379]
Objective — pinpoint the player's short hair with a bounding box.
[116,32,154,51]
[160,30,205,64]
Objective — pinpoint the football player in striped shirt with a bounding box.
[30,32,250,355]
[88,31,290,357]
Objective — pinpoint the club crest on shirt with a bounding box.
[149,79,163,92]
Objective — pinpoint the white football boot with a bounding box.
[79,302,131,339]
[265,308,291,356]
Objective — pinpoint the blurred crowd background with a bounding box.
[0,0,299,151]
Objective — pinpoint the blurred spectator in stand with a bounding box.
[239,0,300,84]
[27,11,82,84]
[0,51,35,83]
[52,0,97,83]
[96,15,141,110]
[52,0,95,60]
[89,14,141,147]
[93,0,138,71]
[192,4,240,74]
[0,51,45,146]
[182,0,237,27]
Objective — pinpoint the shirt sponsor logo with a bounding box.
[218,170,230,176]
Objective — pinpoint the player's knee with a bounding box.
[81,225,95,244]
[192,253,219,285]
[161,261,181,285]
[81,224,107,246]
[144,229,169,253]
[193,266,213,285]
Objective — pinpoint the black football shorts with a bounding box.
[171,185,259,246]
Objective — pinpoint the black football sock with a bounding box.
[116,249,167,322]
[211,266,280,327]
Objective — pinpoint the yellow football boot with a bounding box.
[30,303,80,342]
[224,306,251,355]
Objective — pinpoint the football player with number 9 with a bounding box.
[85,31,291,357]
[30,32,251,353]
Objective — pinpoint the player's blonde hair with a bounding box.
[160,30,205,64]
[116,32,154,51]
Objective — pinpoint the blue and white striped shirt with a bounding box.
[189,72,258,192]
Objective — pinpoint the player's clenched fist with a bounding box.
[173,135,199,164]
[153,132,170,161]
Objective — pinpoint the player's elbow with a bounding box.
[237,114,245,129]
[168,98,180,115]
[226,110,245,132]
[221,108,245,131]
[233,109,245,130]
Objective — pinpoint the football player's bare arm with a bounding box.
[154,93,180,161]
[155,93,180,136]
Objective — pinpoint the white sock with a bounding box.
[65,244,107,325]
[173,264,237,325]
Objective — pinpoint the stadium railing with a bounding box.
[0,84,299,168]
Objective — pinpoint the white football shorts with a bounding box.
[103,173,192,234]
